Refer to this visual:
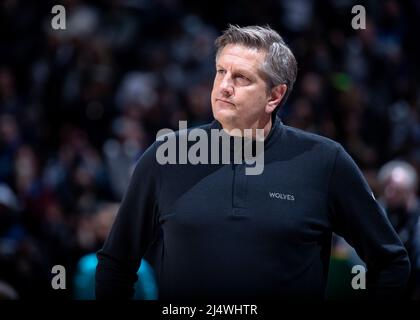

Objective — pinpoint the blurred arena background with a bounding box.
[1,0,420,300]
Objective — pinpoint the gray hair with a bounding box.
[215,24,297,108]
[378,160,418,191]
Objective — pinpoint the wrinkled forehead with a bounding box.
[215,44,268,76]
[216,44,266,63]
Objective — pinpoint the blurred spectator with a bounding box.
[378,160,420,299]
[73,202,158,299]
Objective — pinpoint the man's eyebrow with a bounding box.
[215,65,255,79]
[235,68,251,74]
[233,69,254,79]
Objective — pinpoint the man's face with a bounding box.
[384,176,412,210]
[211,44,274,131]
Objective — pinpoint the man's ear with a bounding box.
[266,84,287,114]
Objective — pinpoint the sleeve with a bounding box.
[411,219,420,298]
[95,143,160,299]
[328,145,411,299]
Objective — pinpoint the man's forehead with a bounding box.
[216,44,266,69]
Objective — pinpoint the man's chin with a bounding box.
[213,110,237,126]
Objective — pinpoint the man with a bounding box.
[378,161,420,299]
[96,25,410,300]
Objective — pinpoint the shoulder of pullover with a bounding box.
[280,124,342,152]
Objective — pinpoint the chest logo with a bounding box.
[269,192,295,201]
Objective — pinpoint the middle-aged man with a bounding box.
[96,25,410,300]
[378,161,420,299]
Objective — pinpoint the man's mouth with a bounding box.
[216,98,235,106]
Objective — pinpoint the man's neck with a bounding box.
[221,118,272,140]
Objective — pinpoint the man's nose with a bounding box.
[219,74,234,96]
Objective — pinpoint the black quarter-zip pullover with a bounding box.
[96,116,410,300]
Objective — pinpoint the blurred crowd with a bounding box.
[1,0,420,299]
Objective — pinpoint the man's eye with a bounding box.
[217,69,225,74]
[236,75,250,84]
